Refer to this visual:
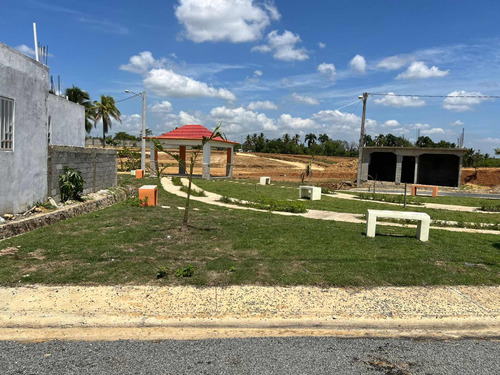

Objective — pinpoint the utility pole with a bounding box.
[141,91,146,171]
[356,92,368,187]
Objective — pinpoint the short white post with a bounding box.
[366,210,376,238]
[202,142,211,179]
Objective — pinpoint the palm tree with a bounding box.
[283,133,291,144]
[318,133,329,144]
[495,147,500,155]
[65,85,95,133]
[92,95,121,148]
[304,133,317,148]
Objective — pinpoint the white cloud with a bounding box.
[278,114,317,130]
[318,42,326,49]
[349,54,366,74]
[422,127,445,135]
[442,91,490,112]
[120,51,165,74]
[382,120,400,127]
[373,93,426,107]
[312,110,376,131]
[149,101,173,113]
[291,93,319,105]
[254,70,263,77]
[376,55,413,70]
[396,61,449,79]
[174,0,279,43]
[451,120,464,126]
[15,44,54,58]
[116,114,142,134]
[317,63,336,81]
[248,100,277,110]
[144,68,236,100]
[252,30,309,61]
[210,106,277,131]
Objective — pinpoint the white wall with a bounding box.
[47,94,85,147]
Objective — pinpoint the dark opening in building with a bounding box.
[368,152,396,181]
[401,156,415,183]
[417,154,460,187]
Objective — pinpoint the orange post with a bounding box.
[139,185,158,206]
[136,169,144,179]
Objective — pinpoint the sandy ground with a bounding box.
[0,285,498,341]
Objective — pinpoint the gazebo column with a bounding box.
[149,140,158,177]
[202,143,211,179]
[395,154,403,184]
[414,155,419,184]
[179,146,186,175]
[226,146,234,178]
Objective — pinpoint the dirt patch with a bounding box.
[0,247,19,257]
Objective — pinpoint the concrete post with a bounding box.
[202,142,211,179]
[395,154,403,184]
[414,155,419,184]
[179,146,186,175]
[226,146,234,178]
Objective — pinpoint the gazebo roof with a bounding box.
[149,124,239,144]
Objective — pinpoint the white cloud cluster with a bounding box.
[312,110,376,132]
[144,68,236,100]
[442,91,489,112]
[349,55,366,74]
[291,93,319,105]
[278,114,317,130]
[376,55,413,70]
[382,120,400,127]
[15,44,54,59]
[247,100,277,110]
[451,120,464,126]
[175,0,280,43]
[254,70,263,77]
[120,51,165,74]
[252,30,309,61]
[118,114,143,134]
[396,61,449,79]
[210,106,277,131]
[374,93,426,107]
[149,101,173,113]
[317,63,336,81]
[318,42,326,49]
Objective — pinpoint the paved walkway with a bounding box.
[0,285,498,341]
[161,178,500,235]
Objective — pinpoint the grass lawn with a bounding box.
[193,179,500,225]
[0,175,498,287]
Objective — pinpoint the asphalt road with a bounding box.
[1,337,499,374]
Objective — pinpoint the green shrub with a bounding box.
[156,266,168,279]
[180,186,206,197]
[357,193,423,205]
[59,167,84,202]
[252,198,307,213]
[175,264,194,277]
[479,202,500,212]
[171,177,183,186]
[219,196,233,204]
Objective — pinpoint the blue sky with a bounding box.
[2,0,499,154]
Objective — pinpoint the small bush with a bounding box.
[479,202,500,212]
[253,198,307,213]
[59,167,84,202]
[156,266,168,279]
[175,264,194,277]
[171,177,183,186]
[180,186,206,197]
[219,196,233,204]
[357,193,423,205]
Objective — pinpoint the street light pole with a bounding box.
[125,90,147,172]
[141,91,146,171]
[356,92,368,187]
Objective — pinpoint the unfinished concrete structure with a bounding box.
[148,125,239,179]
[359,147,466,187]
[0,42,116,214]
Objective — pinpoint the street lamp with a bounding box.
[125,90,147,171]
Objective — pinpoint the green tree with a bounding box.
[293,134,301,146]
[305,133,317,148]
[495,147,500,155]
[92,95,121,148]
[65,85,95,133]
[153,123,226,231]
[318,133,330,144]
[415,136,435,148]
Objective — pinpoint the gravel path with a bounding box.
[1,337,498,374]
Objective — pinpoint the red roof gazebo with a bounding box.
[147,124,239,179]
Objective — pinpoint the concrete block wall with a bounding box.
[47,94,85,147]
[47,146,117,202]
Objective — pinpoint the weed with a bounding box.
[171,177,183,186]
[59,167,84,202]
[219,196,233,204]
[175,264,194,278]
[180,186,206,197]
[156,266,168,279]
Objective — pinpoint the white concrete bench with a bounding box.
[260,176,271,185]
[366,209,430,241]
[299,185,321,201]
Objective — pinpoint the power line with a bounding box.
[368,92,500,99]
[115,95,140,103]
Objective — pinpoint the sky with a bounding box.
[2,0,500,154]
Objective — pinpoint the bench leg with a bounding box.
[432,188,438,197]
[416,219,430,242]
[366,213,377,238]
[411,186,417,196]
